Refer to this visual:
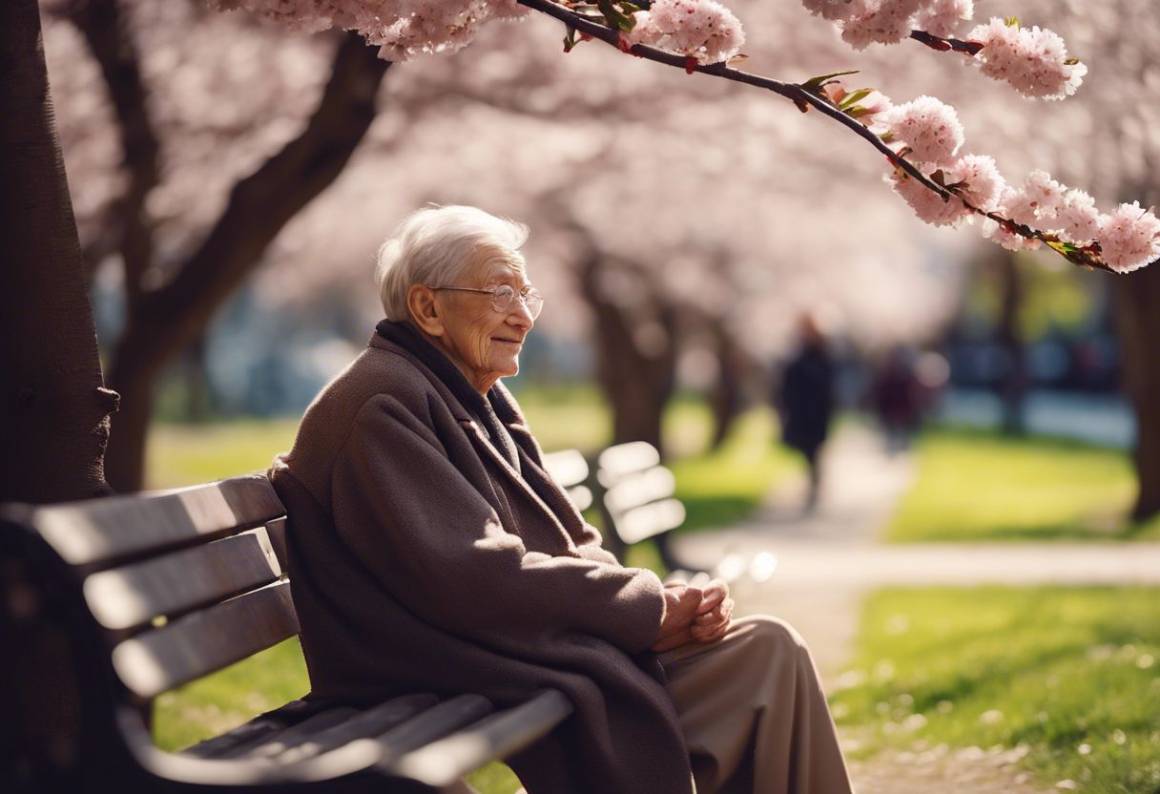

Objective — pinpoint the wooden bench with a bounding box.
[590,441,778,586]
[0,476,571,793]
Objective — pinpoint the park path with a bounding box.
[671,424,1160,794]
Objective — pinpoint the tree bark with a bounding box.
[995,250,1027,436]
[1113,263,1160,522]
[65,0,161,298]
[103,33,391,491]
[707,317,747,451]
[576,251,679,459]
[0,0,117,504]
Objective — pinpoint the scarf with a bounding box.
[374,319,521,471]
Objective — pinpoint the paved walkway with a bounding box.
[670,424,1158,794]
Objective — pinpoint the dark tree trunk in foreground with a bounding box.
[102,33,391,491]
[1113,262,1160,522]
[0,0,117,504]
[576,251,678,459]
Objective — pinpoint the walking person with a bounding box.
[774,314,837,514]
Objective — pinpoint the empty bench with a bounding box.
[549,441,776,586]
[0,476,571,793]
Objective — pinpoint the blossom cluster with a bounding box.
[800,1,1085,100]
[208,0,527,61]
[876,95,1160,272]
[622,0,745,64]
[967,18,1086,100]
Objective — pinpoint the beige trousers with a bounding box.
[659,616,854,794]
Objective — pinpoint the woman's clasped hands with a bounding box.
[651,578,735,653]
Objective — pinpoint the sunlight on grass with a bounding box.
[831,587,1160,793]
[153,639,309,752]
[671,409,799,534]
[885,427,1157,542]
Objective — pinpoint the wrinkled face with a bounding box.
[433,257,535,393]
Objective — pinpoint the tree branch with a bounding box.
[65,0,161,305]
[111,32,392,383]
[519,0,1114,273]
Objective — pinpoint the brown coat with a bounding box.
[269,334,695,793]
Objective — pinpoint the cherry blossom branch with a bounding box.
[520,0,947,195]
[518,0,1114,272]
[908,29,983,56]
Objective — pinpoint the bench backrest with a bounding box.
[540,449,593,512]
[15,475,296,702]
[595,442,685,546]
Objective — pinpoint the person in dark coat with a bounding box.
[775,314,837,513]
[271,206,853,793]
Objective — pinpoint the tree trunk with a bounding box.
[103,34,391,491]
[1113,264,1160,522]
[576,252,678,458]
[707,318,746,451]
[0,0,117,504]
[995,250,1027,436]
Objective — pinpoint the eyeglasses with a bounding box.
[433,284,544,319]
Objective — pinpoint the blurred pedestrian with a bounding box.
[774,314,836,513]
[871,345,924,454]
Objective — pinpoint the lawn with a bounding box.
[885,427,1160,543]
[146,393,793,793]
[830,586,1160,793]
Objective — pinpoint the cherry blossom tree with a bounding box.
[42,0,392,490]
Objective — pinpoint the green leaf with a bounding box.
[839,88,873,109]
[1064,57,1081,66]
[1004,15,1020,27]
[597,0,635,31]
[801,69,860,91]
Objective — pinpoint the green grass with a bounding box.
[830,586,1160,793]
[886,427,1160,543]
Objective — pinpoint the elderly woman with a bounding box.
[270,206,853,794]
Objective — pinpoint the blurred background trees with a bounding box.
[14,0,1157,522]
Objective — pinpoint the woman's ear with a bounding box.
[407,284,445,337]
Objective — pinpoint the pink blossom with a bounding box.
[914,0,973,39]
[943,153,1004,212]
[889,169,970,227]
[882,95,964,166]
[1097,202,1160,273]
[1053,189,1101,244]
[1019,170,1065,223]
[800,0,876,23]
[211,0,528,61]
[841,0,924,49]
[888,152,1001,229]
[967,18,1086,100]
[623,0,745,65]
[984,186,1041,251]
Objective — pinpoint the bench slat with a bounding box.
[541,449,589,488]
[604,466,676,514]
[566,485,594,512]
[182,698,323,759]
[615,498,687,544]
[262,694,440,764]
[112,580,299,699]
[84,527,283,632]
[35,475,284,570]
[596,442,660,485]
[391,690,573,787]
[373,694,494,766]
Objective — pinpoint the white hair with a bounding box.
[374,205,530,321]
